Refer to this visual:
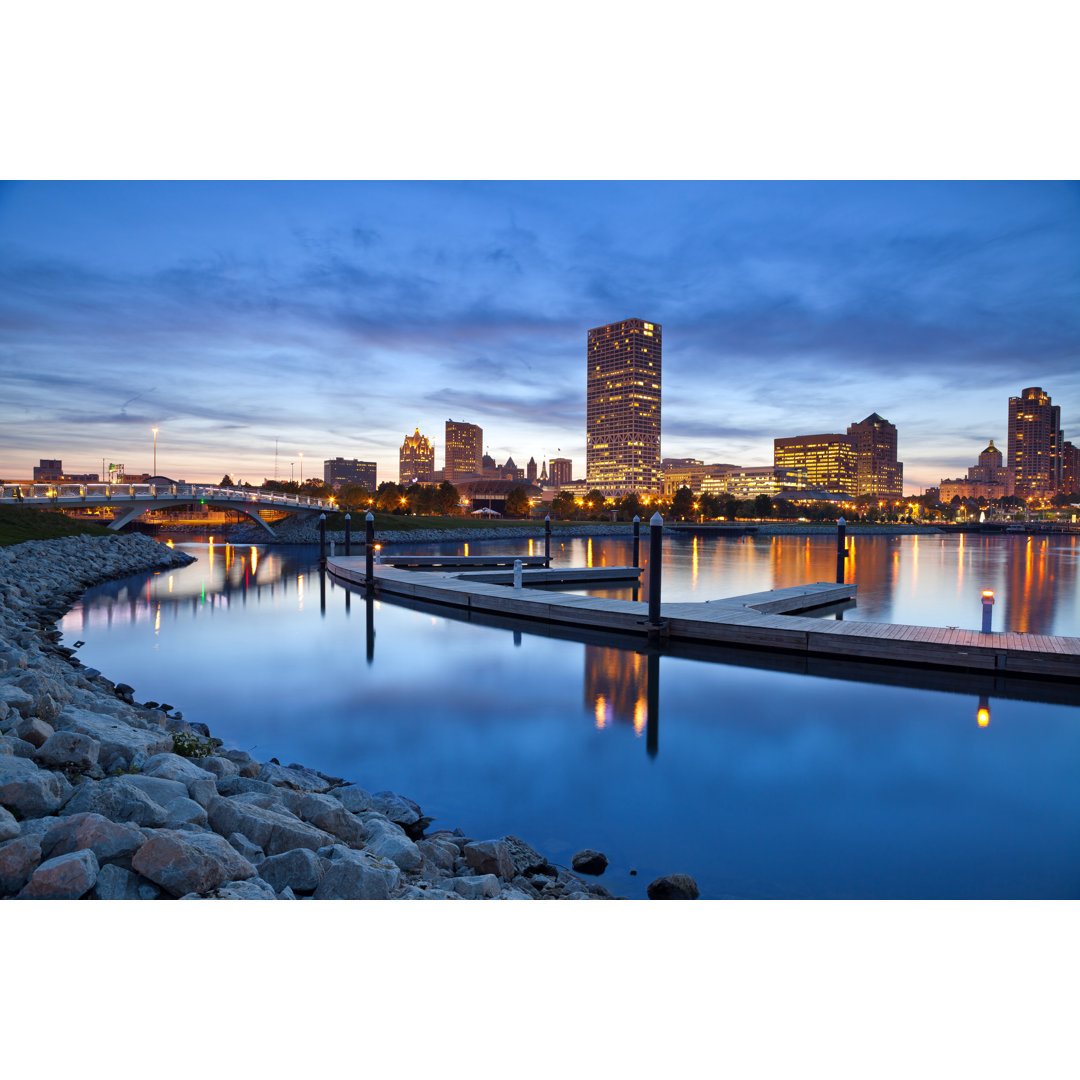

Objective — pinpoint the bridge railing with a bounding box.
[0,482,334,510]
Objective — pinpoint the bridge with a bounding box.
[0,482,334,537]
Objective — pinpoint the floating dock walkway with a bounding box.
[326,556,1080,681]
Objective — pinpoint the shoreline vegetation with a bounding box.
[0,532,642,899]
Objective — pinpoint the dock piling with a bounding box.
[981,590,994,633]
[633,515,640,568]
[836,516,848,584]
[544,515,551,564]
[648,512,663,625]
[513,559,523,590]
[319,513,326,561]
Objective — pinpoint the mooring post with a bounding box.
[319,513,326,561]
[330,539,335,557]
[344,513,351,556]
[544,515,551,565]
[365,511,375,587]
[633,514,641,568]
[836,516,848,584]
[981,589,994,633]
[648,511,663,625]
[513,558,523,590]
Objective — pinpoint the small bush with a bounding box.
[171,731,220,758]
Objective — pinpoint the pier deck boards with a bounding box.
[326,557,1080,681]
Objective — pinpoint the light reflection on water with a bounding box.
[59,533,1080,899]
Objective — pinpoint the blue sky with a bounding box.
[1,180,1078,492]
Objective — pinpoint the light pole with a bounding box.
[298,451,304,487]
[152,427,159,480]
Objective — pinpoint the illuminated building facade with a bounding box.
[32,459,99,483]
[701,466,808,499]
[586,318,661,496]
[323,457,376,491]
[773,434,855,496]
[846,412,903,499]
[939,440,1015,502]
[1062,441,1079,495]
[444,419,483,483]
[1008,386,1062,496]
[399,428,435,484]
[548,457,573,488]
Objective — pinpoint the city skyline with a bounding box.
[1,181,1078,492]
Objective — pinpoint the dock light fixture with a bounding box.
[981,589,995,633]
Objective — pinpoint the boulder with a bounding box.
[40,813,144,865]
[55,707,173,771]
[227,832,265,864]
[210,878,277,900]
[60,777,169,828]
[449,874,501,899]
[256,762,331,793]
[14,671,73,707]
[18,848,99,899]
[15,715,54,748]
[165,797,209,828]
[89,863,163,900]
[141,754,217,806]
[312,848,400,900]
[0,835,42,895]
[34,731,100,771]
[132,830,257,897]
[417,838,458,872]
[571,849,609,876]
[502,834,553,877]
[215,776,279,798]
[646,873,700,900]
[371,791,421,828]
[295,793,364,845]
[0,685,35,718]
[122,775,189,807]
[464,839,515,880]
[194,755,239,779]
[329,785,373,813]
[259,847,328,894]
[364,825,423,873]
[0,756,73,817]
[206,796,335,856]
[0,805,19,843]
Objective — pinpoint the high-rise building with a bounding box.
[586,318,661,495]
[938,440,1015,501]
[444,419,483,483]
[548,457,573,488]
[399,428,435,484]
[526,457,537,484]
[774,434,856,495]
[1008,387,1062,497]
[1061,441,1079,495]
[324,458,376,491]
[846,413,903,499]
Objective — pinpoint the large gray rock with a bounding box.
[165,796,208,828]
[132,829,257,897]
[208,878,277,900]
[122,775,189,807]
[256,762,331,793]
[312,848,400,900]
[18,848,99,899]
[34,731,100,771]
[364,825,423,872]
[89,863,162,900]
[259,847,328,894]
[40,812,144,865]
[295,793,364,845]
[0,835,42,895]
[449,874,501,899]
[141,754,217,806]
[206,796,335,856]
[215,775,279,798]
[501,835,554,876]
[0,685,35,718]
[646,873,700,900]
[417,838,458,872]
[464,839,515,880]
[54,707,173,771]
[14,670,73,707]
[329,785,373,813]
[60,777,169,828]
[194,755,239,780]
[371,791,421,828]
[0,756,73,817]
[0,805,18,843]
[571,849,609,876]
[227,832,265,864]
[15,715,55,748]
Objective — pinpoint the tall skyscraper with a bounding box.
[548,457,573,488]
[399,428,435,484]
[846,412,903,499]
[773,434,856,495]
[586,318,661,495]
[1008,387,1062,497]
[1062,441,1079,495]
[324,457,376,491]
[526,457,537,483]
[444,419,483,482]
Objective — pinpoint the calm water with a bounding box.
[59,533,1080,899]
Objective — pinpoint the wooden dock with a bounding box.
[326,556,1080,681]
[374,554,551,570]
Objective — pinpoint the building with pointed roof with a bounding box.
[399,428,435,484]
[846,412,903,499]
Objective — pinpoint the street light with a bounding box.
[151,427,159,480]
[298,451,304,486]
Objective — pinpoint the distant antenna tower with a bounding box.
[275,437,279,480]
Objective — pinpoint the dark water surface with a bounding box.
[59,533,1080,899]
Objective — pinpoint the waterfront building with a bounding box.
[846,413,903,499]
[444,419,483,483]
[1008,386,1062,497]
[586,318,661,496]
[662,460,742,497]
[500,456,524,481]
[939,440,1015,502]
[399,428,435,484]
[1060,441,1079,496]
[323,457,376,492]
[548,457,573,488]
[701,466,808,499]
[32,459,99,483]
[774,434,856,496]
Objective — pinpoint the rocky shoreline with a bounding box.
[0,533,672,900]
